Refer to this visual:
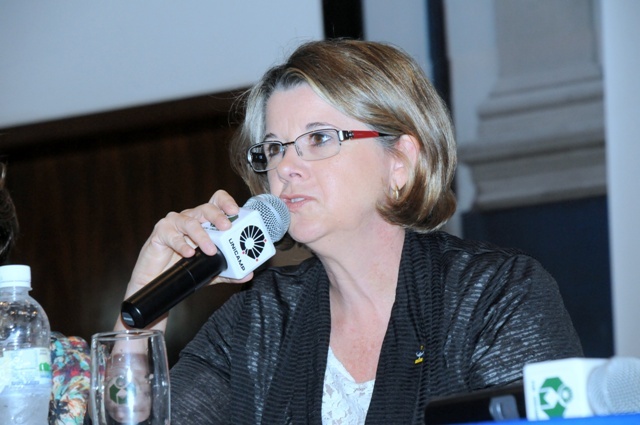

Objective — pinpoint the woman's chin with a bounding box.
[287,226,325,248]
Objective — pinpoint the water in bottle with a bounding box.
[0,264,52,425]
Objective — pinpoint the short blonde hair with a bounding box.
[230,39,456,232]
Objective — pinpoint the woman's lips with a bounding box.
[282,194,311,211]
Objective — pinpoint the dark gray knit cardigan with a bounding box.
[170,230,582,424]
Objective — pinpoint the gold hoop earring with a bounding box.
[393,187,400,201]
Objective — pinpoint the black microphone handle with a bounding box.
[121,249,227,329]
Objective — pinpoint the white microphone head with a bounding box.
[588,356,640,415]
[243,194,290,242]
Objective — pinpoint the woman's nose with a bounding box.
[276,142,304,175]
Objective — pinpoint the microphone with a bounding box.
[120,194,290,329]
[588,357,640,415]
[523,356,640,420]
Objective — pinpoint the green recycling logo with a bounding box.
[109,376,137,405]
[539,377,573,418]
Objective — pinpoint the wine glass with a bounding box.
[90,330,170,424]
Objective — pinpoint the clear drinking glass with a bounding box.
[90,330,170,425]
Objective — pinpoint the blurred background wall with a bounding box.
[0,0,637,364]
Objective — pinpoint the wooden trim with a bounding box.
[0,89,247,152]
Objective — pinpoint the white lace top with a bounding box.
[321,347,375,425]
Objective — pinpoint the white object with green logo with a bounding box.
[524,357,640,420]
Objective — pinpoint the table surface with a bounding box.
[468,413,640,425]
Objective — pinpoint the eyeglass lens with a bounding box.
[249,129,342,172]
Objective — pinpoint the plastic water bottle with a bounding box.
[0,265,52,424]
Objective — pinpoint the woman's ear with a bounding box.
[390,134,420,190]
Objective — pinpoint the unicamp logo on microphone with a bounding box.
[205,204,279,280]
[227,224,267,271]
[239,225,267,260]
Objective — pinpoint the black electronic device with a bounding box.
[424,383,526,424]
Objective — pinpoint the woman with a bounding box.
[118,39,582,424]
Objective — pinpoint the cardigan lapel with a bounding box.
[365,231,446,424]
[262,231,446,424]
[261,260,331,424]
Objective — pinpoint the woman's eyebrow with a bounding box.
[262,122,337,141]
[306,121,334,130]
[262,132,278,141]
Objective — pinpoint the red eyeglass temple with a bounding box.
[345,130,390,140]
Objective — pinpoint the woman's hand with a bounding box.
[116,190,254,331]
[103,353,152,424]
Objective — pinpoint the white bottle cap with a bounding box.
[0,264,32,288]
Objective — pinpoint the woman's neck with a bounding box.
[320,224,406,383]
[316,223,406,315]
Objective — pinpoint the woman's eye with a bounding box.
[308,132,333,146]
[265,143,282,157]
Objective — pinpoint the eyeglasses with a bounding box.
[246,128,391,172]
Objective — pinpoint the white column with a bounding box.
[456,0,605,211]
[602,1,640,357]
